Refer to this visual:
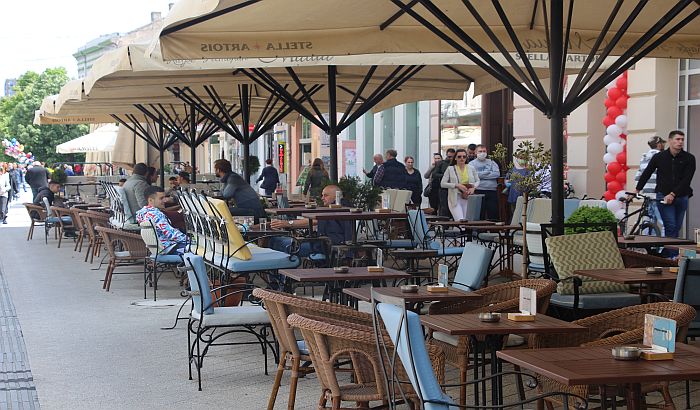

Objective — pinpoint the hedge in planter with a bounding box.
[564,206,618,235]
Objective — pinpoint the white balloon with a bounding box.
[603,134,617,145]
[607,199,622,212]
[607,142,624,155]
[606,124,622,138]
[615,115,628,129]
[615,190,627,201]
[603,153,616,164]
[615,209,626,220]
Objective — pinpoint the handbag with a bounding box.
[423,183,432,197]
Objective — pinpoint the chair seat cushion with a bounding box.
[437,246,464,256]
[432,331,460,346]
[192,305,270,326]
[296,340,309,355]
[150,254,182,264]
[115,251,131,257]
[384,239,414,248]
[549,292,641,310]
[47,216,73,224]
[211,246,300,272]
[308,253,326,262]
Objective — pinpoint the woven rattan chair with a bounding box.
[288,313,445,410]
[23,203,46,241]
[81,211,110,263]
[531,302,696,410]
[95,226,149,291]
[49,206,74,249]
[427,278,557,406]
[69,208,86,252]
[252,288,378,410]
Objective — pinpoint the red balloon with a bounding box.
[616,152,627,166]
[607,106,623,118]
[603,116,615,127]
[607,162,622,175]
[616,77,628,91]
[607,181,623,194]
[615,96,628,109]
[619,133,627,140]
[604,98,616,108]
[616,171,627,184]
[604,172,616,183]
[607,87,622,100]
[604,191,615,201]
[622,71,628,78]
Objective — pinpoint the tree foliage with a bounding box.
[0,68,88,164]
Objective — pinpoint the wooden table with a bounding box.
[267,207,350,217]
[343,285,482,305]
[671,243,700,258]
[303,211,408,245]
[617,235,695,250]
[497,343,700,410]
[278,267,410,303]
[421,313,585,406]
[575,267,677,301]
[389,249,438,283]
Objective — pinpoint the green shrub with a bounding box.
[247,156,260,176]
[337,176,383,209]
[51,167,67,184]
[564,206,617,234]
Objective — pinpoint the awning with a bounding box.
[55,124,119,154]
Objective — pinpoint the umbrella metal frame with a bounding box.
[381,0,700,234]
[169,82,323,182]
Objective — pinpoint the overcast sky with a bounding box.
[0,0,173,94]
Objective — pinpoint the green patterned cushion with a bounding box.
[545,231,630,295]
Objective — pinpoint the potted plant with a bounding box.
[505,141,552,278]
[247,155,261,176]
[337,176,383,210]
[564,207,618,234]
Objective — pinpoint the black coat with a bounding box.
[374,158,407,189]
[405,169,423,205]
[257,165,280,190]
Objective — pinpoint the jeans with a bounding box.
[0,196,7,221]
[657,193,688,257]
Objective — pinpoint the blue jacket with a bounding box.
[374,158,407,189]
[256,165,279,190]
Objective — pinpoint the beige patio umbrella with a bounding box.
[153,0,700,233]
[56,124,118,154]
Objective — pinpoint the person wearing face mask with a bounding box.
[470,144,501,220]
[466,144,478,163]
[441,148,480,221]
[506,156,529,213]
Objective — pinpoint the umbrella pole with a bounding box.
[549,0,565,236]
[159,121,166,189]
[190,106,197,184]
[328,66,338,182]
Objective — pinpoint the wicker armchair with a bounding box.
[95,226,149,291]
[427,279,557,406]
[531,302,696,409]
[23,203,46,241]
[288,313,445,410]
[69,208,86,252]
[49,206,74,248]
[81,211,110,263]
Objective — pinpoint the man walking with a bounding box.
[634,130,695,257]
[25,161,49,201]
[363,154,383,182]
[423,153,443,210]
[373,149,407,189]
[634,136,666,234]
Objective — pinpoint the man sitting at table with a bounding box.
[136,186,189,255]
[33,181,76,237]
[268,184,354,258]
[214,158,265,223]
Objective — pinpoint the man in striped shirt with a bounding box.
[136,186,189,254]
[634,136,666,196]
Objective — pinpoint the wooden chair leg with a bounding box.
[57,226,63,248]
[288,356,301,409]
[27,221,34,241]
[267,353,287,410]
[460,369,467,406]
[103,261,114,291]
[84,241,92,262]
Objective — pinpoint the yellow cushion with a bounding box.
[205,197,252,261]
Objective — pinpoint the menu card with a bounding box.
[643,314,676,353]
[507,287,537,321]
[437,264,449,287]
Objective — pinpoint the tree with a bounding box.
[0,68,88,165]
[505,141,551,278]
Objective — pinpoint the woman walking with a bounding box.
[404,156,423,207]
[441,148,479,220]
[303,158,330,202]
[0,165,11,224]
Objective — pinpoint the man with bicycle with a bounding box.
[633,136,666,234]
[632,130,696,257]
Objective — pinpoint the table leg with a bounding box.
[626,383,642,410]
[485,335,506,406]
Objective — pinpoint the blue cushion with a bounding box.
[384,239,415,248]
[211,246,300,272]
[150,254,183,264]
[437,246,464,257]
[549,292,640,310]
[296,340,309,355]
[47,216,73,224]
[528,263,547,272]
[308,253,326,261]
[452,243,493,292]
[183,253,214,315]
[377,303,455,408]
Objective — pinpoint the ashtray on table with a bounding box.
[333,266,350,273]
[611,346,641,361]
[400,284,419,293]
[478,312,501,323]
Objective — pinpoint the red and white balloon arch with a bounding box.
[602,72,629,219]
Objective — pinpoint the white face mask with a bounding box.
[477,152,487,160]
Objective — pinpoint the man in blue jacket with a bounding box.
[470,144,501,220]
[256,159,280,196]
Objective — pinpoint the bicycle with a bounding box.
[618,192,663,237]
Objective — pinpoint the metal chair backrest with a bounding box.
[465,194,484,221]
[406,209,434,249]
[675,257,700,337]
